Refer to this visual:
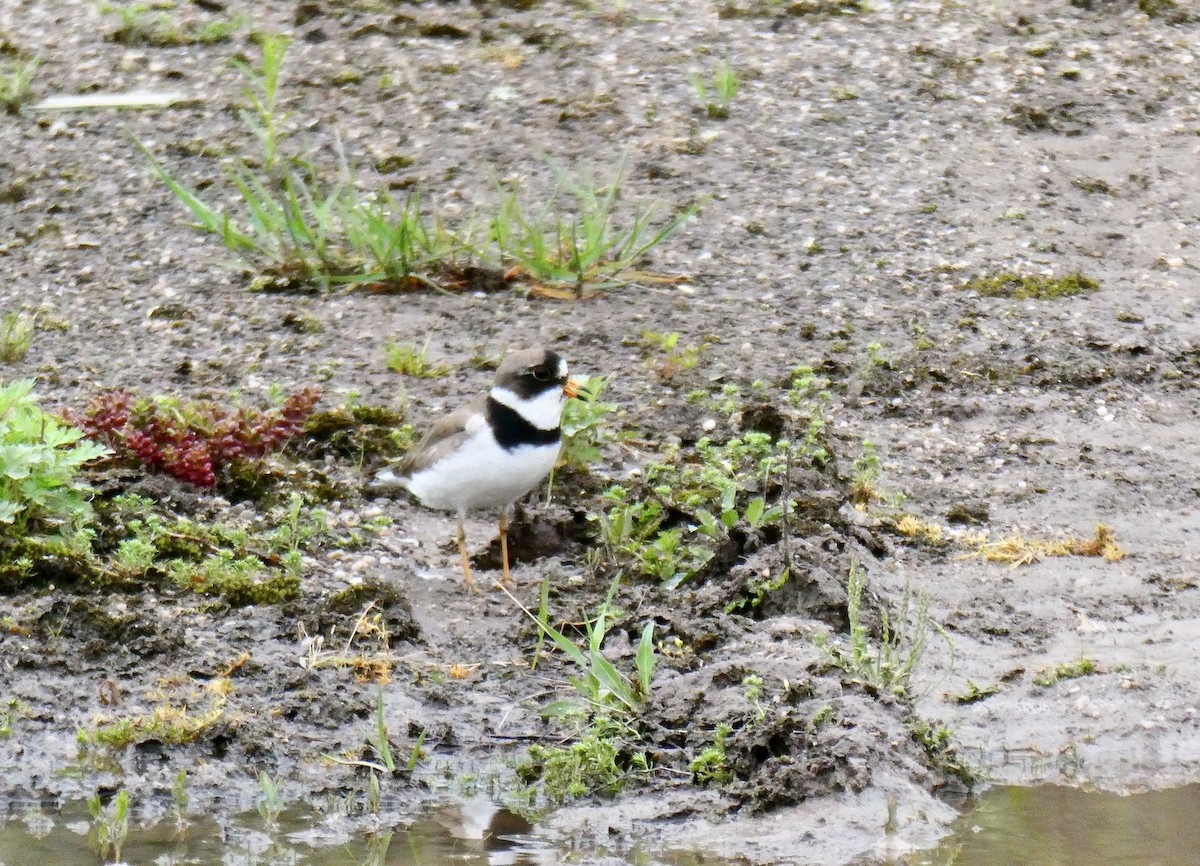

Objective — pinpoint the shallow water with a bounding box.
[0,797,553,865]
[5,784,1200,865]
[908,784,1200,866]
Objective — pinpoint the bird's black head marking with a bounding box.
[496,348,569,400]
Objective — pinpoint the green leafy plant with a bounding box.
[364,685,397,773]
[599,430,796,587]
[951,680,1000,704]
[557,374,618,471]
[322,684,410,778]
[0,56,40,114]
[232,33,290,170]
[849,439,902,508]
[0,380,109,545]
[690,59,739,119]
[406,727,427,772]
[507,574,657,801]
[907,714,974,782]
[724,566,789,614]
[638,329,711,379]
[0,697,20,736]
[689,722,734,784]
[87,788,130,863]
[343,189,464,289]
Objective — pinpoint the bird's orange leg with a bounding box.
[456,516,477,592]
[499,511,512,587]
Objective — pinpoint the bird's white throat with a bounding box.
[490,385,564,430]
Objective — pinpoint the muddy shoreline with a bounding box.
[3,1,1200,863]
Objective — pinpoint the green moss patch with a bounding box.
[967,271,1100,300]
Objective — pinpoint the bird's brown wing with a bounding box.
[394,396,487,477]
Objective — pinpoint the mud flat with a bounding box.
[1,1,1198,863]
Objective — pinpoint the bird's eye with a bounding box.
[531,366,551,382]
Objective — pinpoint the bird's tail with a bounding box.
[365,467,409,495]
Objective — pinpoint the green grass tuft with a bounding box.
[141,38,696,298]
[1034,656,1098,687]
[0,56,40,113]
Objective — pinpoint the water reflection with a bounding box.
[0,796,552,866]
[909,784,1200,866]
[7,784,1199,865]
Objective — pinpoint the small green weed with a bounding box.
[90,491,352,604]
[519,724,650,802]
[509,575,657,801]
[0,310,35,361]
[907,715,974,783]
[365,685,397,773]
[810,704,835,726]
[170,769,189,832]
[724,566,789,614]
[0,697,21,736]
[232,32,289,170]
[689,721,734,784]
[595,417,826,587]
[322,684,415,783]
[1034,656,1098,687]
[0,56,40,113]
[651,432,792,580]
[950,680,1000,704]
[88,788,130,864]
[138,36,456,292]
[384,340,449,378]
[637,329,711,379]
[814,563,933,697]
[690,59,739,119]
[966,270,1099,300]
[99,1,246,46]
[257,772,284,829]
[849,439,882,506]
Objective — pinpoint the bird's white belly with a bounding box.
[405,431,561,512]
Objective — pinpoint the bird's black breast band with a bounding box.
[486,397,561,451]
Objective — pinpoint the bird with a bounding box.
[371,347,578,590]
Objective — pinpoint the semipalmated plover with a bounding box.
[372,348,578,590]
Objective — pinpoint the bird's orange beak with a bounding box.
[564,378,581,398]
